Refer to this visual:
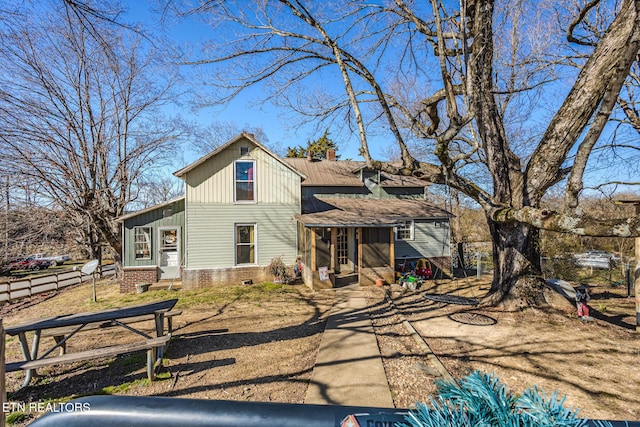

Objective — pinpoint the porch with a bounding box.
[294,197,408,289]
[297,224,396,289]
[294,197,453,289]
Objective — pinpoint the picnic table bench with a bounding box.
[4,299,179,388]
[41,309,182,355]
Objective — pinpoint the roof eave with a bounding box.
[116,196,185,222]
[173,132,307,180]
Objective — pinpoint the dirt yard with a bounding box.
[1,275,639,424]
[370,276,640,422]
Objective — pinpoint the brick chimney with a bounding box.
[307,149,313,161]
[326,148,336,161]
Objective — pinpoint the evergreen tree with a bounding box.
[285,129,339,159]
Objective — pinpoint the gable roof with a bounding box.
[173,132,306,179]
[295,197,451,227]
[116,196,185,222]
[283,157,427,187]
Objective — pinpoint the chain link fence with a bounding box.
[452,242,633,289]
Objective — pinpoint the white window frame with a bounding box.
[134,227,152,260]
[234,160,256,203]
[395,220,414,240]
[235,223,257,265]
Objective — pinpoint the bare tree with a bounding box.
[549,0,640,201]
[132,173,184,210]
[162,0,640,307]
[0,175,75,262]
[189,122,269,157]
[0,2,184,262]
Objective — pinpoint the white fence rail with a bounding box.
[0,265,116,304]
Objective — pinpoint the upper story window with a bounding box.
[235,160,255,202]
[239,146,250,156]
[395,220,414,240]
[134,227,152,259]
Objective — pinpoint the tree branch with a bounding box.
[491,205,640,237]
[526,0,640,204]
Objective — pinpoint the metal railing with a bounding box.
[27,396,408,427]
[23,395,640,427]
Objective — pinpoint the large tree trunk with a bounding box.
[483,218,546,308]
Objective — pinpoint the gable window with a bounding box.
[236,224,256,265]
[239,146,250,156]
[235,160,255,202]
[134,227,152,259]
[395,220,414,240]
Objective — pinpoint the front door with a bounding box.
[158,227,180,280]
[337,227,351,273]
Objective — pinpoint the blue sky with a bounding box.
[123,1,369,166]
[121,1,638,198]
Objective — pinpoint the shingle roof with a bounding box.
[283,158,426,188]
[295,197,451,227]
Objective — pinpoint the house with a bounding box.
[118,197,185,291]
[117,132,452,292]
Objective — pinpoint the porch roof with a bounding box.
[295,197,451,227]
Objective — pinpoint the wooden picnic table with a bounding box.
[4,298,179,388]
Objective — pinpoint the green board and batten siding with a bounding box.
[395,219,451,259]
[122,199,185,267]
[185,141,301,205]
[183,139,302,269]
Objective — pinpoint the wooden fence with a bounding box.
[0,265,116,304]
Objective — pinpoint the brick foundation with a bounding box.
[181,266,270,290]
[119,266,158,293]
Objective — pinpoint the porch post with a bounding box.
[390,228,395,272]
[330,228,337,272]
[358,227,363,275]
[311,228,317,271]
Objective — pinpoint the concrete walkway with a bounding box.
[304,286,394,408]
